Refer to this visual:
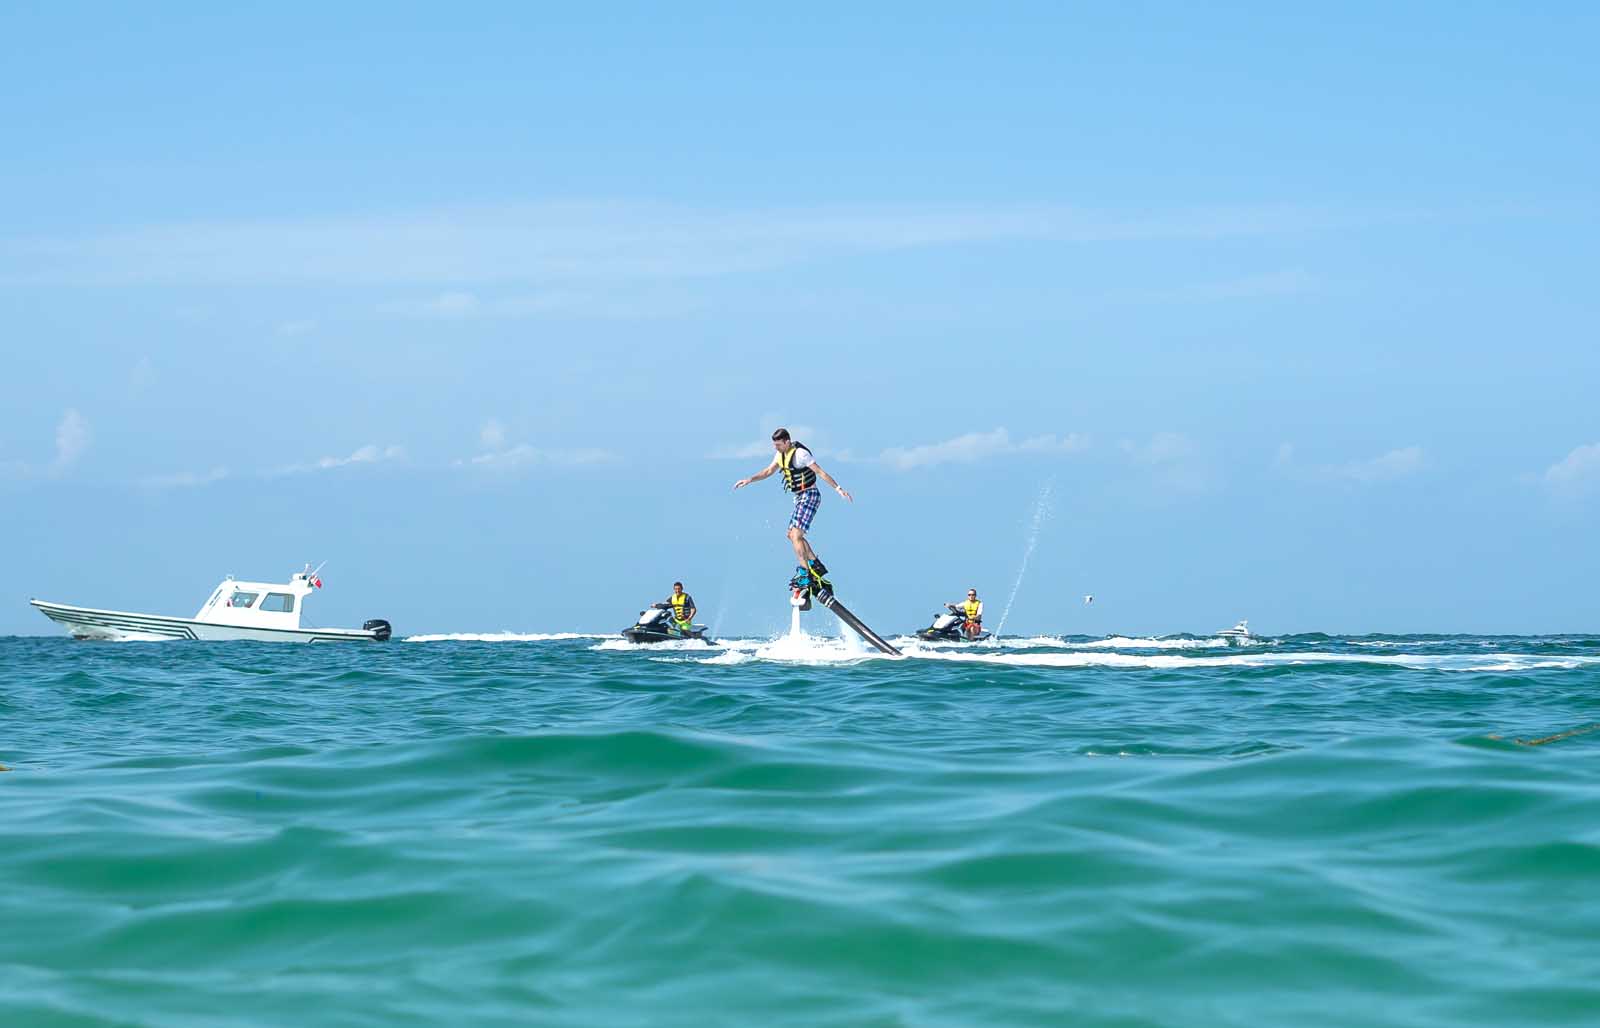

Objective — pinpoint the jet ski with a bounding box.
[621,604,711,645]
[915,605,992,643]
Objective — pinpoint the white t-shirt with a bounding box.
[770,446,814,470]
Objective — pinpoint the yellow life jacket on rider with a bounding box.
[963,599,981,621]
[778,443,817,493]
[670,593,691,620]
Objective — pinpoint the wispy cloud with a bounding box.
[461,419,618,469]
[141,467,230,489]
[375,289,679,320]
[129,356,156,394]
[1120,432,1196,466]
[1128,269,1320,304]
[708,422,823,461]
[379,291,484,318]
[878,428,1089,471]
[462,444,619,469]
[268,444,406,477]
[1114,432,1215,494]
[1544,442,1600,493]
[0,202,1373,289]
[143,444,407,488]
[54,409,90,469]
[1277,443,1426,483]
[1333,445,1424,482]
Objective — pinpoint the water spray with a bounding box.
[994,477,1055,637]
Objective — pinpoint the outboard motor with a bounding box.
[363,619,393,642]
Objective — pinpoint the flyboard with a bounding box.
[789,565,900,656]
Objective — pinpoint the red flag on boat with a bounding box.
[313,578,322,588]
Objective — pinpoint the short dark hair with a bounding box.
[771,428,790,442]
[673,581,683,588]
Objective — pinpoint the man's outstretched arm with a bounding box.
[809,461,853,503]
[733,463,778,490]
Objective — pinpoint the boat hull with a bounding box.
[30,600,385,643]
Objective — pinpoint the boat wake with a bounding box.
[406,632,612,643]
[399,630,1594,674]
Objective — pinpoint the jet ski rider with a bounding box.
[952,589,983,639]
[659,582,696,636]
[732,427,852,586]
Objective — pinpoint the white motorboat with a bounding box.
[1217,619,1252,644]
[31,566,391,643]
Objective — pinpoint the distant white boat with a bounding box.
[1217,619,1252,644]
[31,566,390,643]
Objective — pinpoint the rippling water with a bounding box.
[5,630,1599,1026]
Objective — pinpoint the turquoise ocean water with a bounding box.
[4,628,1599,1026]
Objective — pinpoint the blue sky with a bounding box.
[3,2,1597,636]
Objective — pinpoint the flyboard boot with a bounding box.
[807,557,830,595]
[788,566,814,610]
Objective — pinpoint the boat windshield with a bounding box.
[228,590,259,608]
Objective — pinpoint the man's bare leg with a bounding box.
[787,526,816,565]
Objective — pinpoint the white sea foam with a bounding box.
[681,638,1596,673]
[405,631,610,643]
[695,630,889,665]
[590,637,726,652]
[893,635,1235,650]
[908,649,1598,673]
[1063,636,1234,650]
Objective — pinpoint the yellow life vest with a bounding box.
[963,599,981,620]
[670,593,691,619]
[778,444,817,493]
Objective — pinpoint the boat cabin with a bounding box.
[195,570,321,630]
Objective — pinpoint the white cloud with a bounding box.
[708,422,824,460]
[271,444,406,476]
[1016,433,1092,455]
[130,356,156,394]
[0,202,1374,288]
[376,287,702,321]
[462,422,618,469]
[462,443,619,469]
[1120,432,1195,465]
[141,467,230,489]
[1113,433,1215,495]
[1545,443,1600,492]
[1131,269,1320,304]
[378,291,482,318]
[878,428,1088,471]
[54,409,90,468]
[1334,445,1424,483]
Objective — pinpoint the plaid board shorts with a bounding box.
[789,487,821,531]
